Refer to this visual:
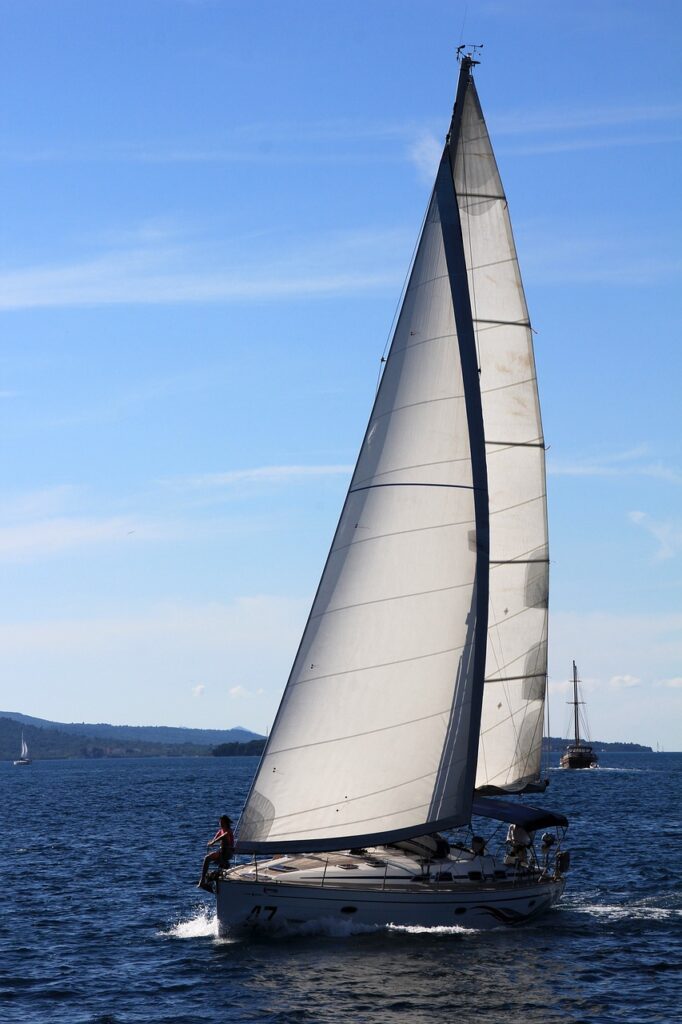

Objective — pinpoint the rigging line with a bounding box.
[375,187,433,395]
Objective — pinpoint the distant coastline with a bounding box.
[0,712,264,761]
[1,712,655,761]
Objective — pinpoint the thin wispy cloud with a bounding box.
[0,516,174,562]
[491,102,682,136]
[655,677,682,689]
[192,684,206,698]
[501,132,682,156]
[0,229,406,311]
[629,511,682,561]
[548,446,682,483]
[3,101,679,169]
[609,674,641,689]
[407,132,442,183]
[522,228,682,287]
[174,464,353,490]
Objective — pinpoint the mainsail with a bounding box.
[237,59,490,855]
[452,73,550,792]
[236,55,549,853]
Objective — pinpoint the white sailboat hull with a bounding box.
[215,848,566,933]
[216,875,564,933]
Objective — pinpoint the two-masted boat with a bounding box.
[212,52,570,932]
[560,661,598,769]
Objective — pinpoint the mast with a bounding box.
[572,661,580,745]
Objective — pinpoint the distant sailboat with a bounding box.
[14,732,32,766]
[560,662,598,769]
[211,50,570,932]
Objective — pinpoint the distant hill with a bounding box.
[213,739,266,757]
[0,713,264,761]
[0,711,263,746]
[546,735,651,753]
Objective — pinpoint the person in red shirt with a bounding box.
[197,815,234,889]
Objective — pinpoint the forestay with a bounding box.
[237,123,489,853]
[453,76,550,791]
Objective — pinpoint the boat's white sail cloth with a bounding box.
[454,82,549,790]
[238,178,485,850]
[20,737,28,758]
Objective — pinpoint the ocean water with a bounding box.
[1,751,680,1024]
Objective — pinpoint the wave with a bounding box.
[566,901,681,923]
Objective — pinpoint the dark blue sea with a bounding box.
[1,752,680,1024]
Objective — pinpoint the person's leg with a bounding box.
[198,850,219,885]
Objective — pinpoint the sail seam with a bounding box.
[353,454,475,485]
[468,255,516,273]
[308,578,475,622]
[265,704,469,756]
[391,330,456,355]
[484,673,546,683]
[489,493,546,516]
[481,375,538,396]
[485,440,544,448]
[350,481,480,494]
[458,192,506,200]
[473,318,530,327]
[260,788,468,839]
[405,271,450,291]
[366,392,466,424]
[331,516,476,556]
[489,561,548,569]
[291,641,474,688]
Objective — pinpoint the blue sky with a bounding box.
[1,0,680,748]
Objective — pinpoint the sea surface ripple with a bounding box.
[1,751,680,1024]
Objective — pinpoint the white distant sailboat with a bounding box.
[14,732,32,766]
[213,50,570,932]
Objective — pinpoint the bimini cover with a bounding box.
[472,796,567,831]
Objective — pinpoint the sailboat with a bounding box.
[560,661,598,769]
[213,51,570,931]
[14,732,32,766]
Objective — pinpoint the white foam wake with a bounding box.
[387,923,478,936]
[160,906,219,939]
